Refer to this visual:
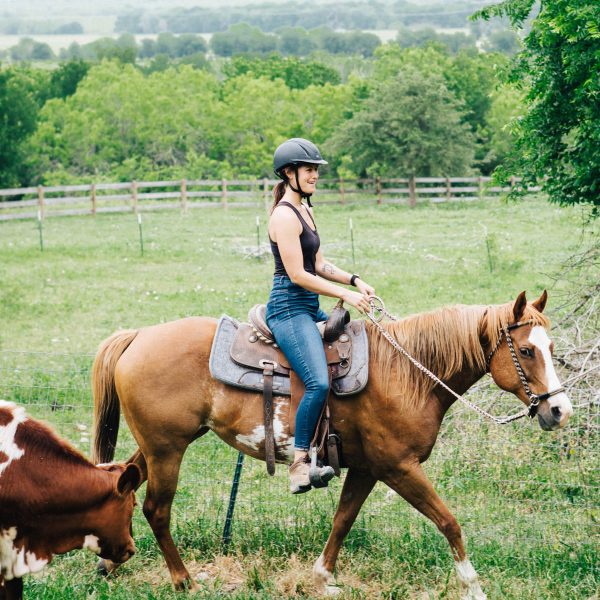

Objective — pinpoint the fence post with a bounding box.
[37,185,45,219]
[131,181,138,213]
[180,179,187,213]
[376,177,382,205]
[221,178,228,210]
[478,176,484,200]
[91,183,97,215]
[446,177,451,201]
[339,177,346,205]
[409,176,417,208]
[510,175,516,191]
[262,178,270,212]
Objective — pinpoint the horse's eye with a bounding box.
[520,347,533,358]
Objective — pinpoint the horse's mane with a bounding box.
[365,301,551,409]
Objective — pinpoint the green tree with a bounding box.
[474,0,600,210]
[49,60,90,99]
[0,67,48,186]
[327,67,476,178]
[210,24,278,57]
[223,55,340,89]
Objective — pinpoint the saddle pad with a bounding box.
[209,315,369,397]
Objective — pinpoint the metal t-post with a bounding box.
[222,451,245,553]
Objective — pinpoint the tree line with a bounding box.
[0,44,518,190]
[1,1,596,211]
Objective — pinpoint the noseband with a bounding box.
[486,320,566,418]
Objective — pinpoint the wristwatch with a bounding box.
[350,274,360,286]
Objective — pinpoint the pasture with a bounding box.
[0,197,597,599]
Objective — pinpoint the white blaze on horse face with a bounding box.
[455,559,487,600]
[529,327,573,425]
[0,527,48,580]
[0,401,27,478]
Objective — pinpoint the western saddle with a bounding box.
[231,300,352,479]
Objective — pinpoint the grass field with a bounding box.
[0,196,598,599]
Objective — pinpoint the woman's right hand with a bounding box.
[341,290,372,314]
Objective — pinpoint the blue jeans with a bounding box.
[266,275,329,451]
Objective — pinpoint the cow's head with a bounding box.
[89,463,141,565]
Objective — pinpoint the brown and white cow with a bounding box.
[0,400,140,600]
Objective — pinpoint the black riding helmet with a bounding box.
[273,138,328,205]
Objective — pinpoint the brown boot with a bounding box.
[289,458,311,494]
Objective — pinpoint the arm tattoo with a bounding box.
[323,263,336,275]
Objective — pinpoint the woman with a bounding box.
[266,138,375,494]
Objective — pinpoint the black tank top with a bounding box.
[270,201,320,276]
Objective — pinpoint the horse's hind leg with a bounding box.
[143,445,199,591]
[383,463,486,600]
[314,468,376,594]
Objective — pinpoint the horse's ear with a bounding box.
[513,291,527,322]
[532,289,548,313]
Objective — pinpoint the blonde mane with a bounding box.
[366,301,551,409]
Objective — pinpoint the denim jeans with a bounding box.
[266,275,329,451]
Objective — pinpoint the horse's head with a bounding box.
[487,291,573,430]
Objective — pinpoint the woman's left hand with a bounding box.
[356,279,375,297]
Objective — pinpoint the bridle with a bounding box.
[485,320,566,418]
[366,297,565,424]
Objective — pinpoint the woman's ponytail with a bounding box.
[271,180,287,213]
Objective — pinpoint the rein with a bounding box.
[365,297,564,425]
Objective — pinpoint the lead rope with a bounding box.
[365,296,531,425]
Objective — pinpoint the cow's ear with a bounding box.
[532,289,548,313]
[513,291,527,322]
[117,463,142,495]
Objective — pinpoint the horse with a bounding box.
[91,290,572,599]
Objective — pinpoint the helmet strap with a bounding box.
[288,165,313,206]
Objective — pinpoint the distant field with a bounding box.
[1,197,597,599]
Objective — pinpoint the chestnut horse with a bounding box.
[91,291,572,599]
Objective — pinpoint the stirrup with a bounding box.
[308,447,335,489]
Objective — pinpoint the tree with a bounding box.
[474,0,600,211]
[49,60,90,99]
[0,67,48,186]
[222,55,340,89]
[327,67,476,178]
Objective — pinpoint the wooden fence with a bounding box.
[0,176,539,221]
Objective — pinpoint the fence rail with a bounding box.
[0,176,541,221]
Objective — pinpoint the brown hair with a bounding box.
[271,180,287,213]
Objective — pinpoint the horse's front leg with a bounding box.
[383,463,486,600]
[314,468,376,595]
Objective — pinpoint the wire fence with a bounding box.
[0,348,597,558]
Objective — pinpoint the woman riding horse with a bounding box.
[267,138,375,493]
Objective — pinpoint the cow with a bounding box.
[0,400,141,600]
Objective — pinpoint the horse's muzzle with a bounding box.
[537,397,573,431]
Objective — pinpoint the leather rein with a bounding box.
[366,297,566,425]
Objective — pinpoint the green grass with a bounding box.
[0,197,598,599]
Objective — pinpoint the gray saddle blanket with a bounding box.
[209,315,369,396]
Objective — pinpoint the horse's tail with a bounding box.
[92,329,139,464]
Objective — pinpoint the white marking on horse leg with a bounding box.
[529,327,573,425]
[0,403,27,478]
[313,554,340,596]
[83,534,101,554]
[455,559,486,600]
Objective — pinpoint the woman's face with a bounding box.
[286,164,320,194]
